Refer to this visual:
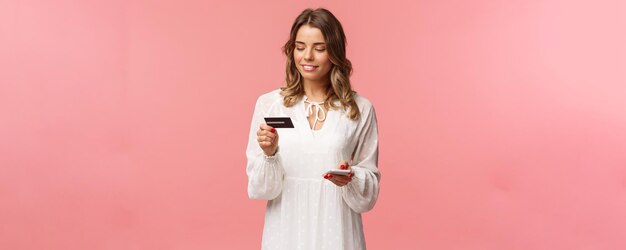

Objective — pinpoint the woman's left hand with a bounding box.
[323,161,354,187]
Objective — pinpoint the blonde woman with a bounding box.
[246,8,380,250]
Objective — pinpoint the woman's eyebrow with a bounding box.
[295,41,326,46]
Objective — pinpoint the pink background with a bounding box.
[1,0,625,249]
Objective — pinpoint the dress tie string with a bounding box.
[304,96,326,130]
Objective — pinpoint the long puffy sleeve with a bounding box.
[246,96,285,200]
[341,104,381,213]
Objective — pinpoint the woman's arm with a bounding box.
[341,104,381,213]
[246,96,285,200]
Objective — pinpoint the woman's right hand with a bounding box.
[257,123,279,156]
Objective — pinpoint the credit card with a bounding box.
[264,117,295,128]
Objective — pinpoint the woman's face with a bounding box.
[294,24,333,84]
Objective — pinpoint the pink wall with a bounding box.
[1,0,625,249]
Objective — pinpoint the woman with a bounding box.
[246,8,380,250]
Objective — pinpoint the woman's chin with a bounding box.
[299,72,329,83]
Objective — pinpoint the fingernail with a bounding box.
[327,174,333,179]
[271,128,276,133]
[340,165,346,169]
[323,174,330,179]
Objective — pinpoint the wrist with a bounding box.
[264,146,279,158]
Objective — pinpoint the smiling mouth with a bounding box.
[301,65,319,71]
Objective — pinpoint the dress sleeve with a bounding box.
[341,104,381,213]
[246,96,285,200]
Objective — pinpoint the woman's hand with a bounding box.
[257,123,279,156]
[323,161,354,187]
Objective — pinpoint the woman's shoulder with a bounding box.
[352,92,375,113]
[255,88,283,105]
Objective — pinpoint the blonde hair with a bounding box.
[280,8,360,120]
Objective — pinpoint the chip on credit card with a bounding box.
[264,117,295,128]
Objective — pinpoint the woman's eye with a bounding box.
[296,48,305,51]
[315,48,326,52]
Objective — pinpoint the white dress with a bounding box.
[246,89,381,250]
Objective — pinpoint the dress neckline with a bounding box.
[303,95,327,131]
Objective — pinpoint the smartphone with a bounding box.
[327,169,352,176]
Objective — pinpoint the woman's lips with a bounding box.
[302,65,319,72]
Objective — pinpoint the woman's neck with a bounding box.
[303,80,328,102]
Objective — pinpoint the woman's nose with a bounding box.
[304,49,314,61]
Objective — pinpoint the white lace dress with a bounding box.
[245,89,380,250]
